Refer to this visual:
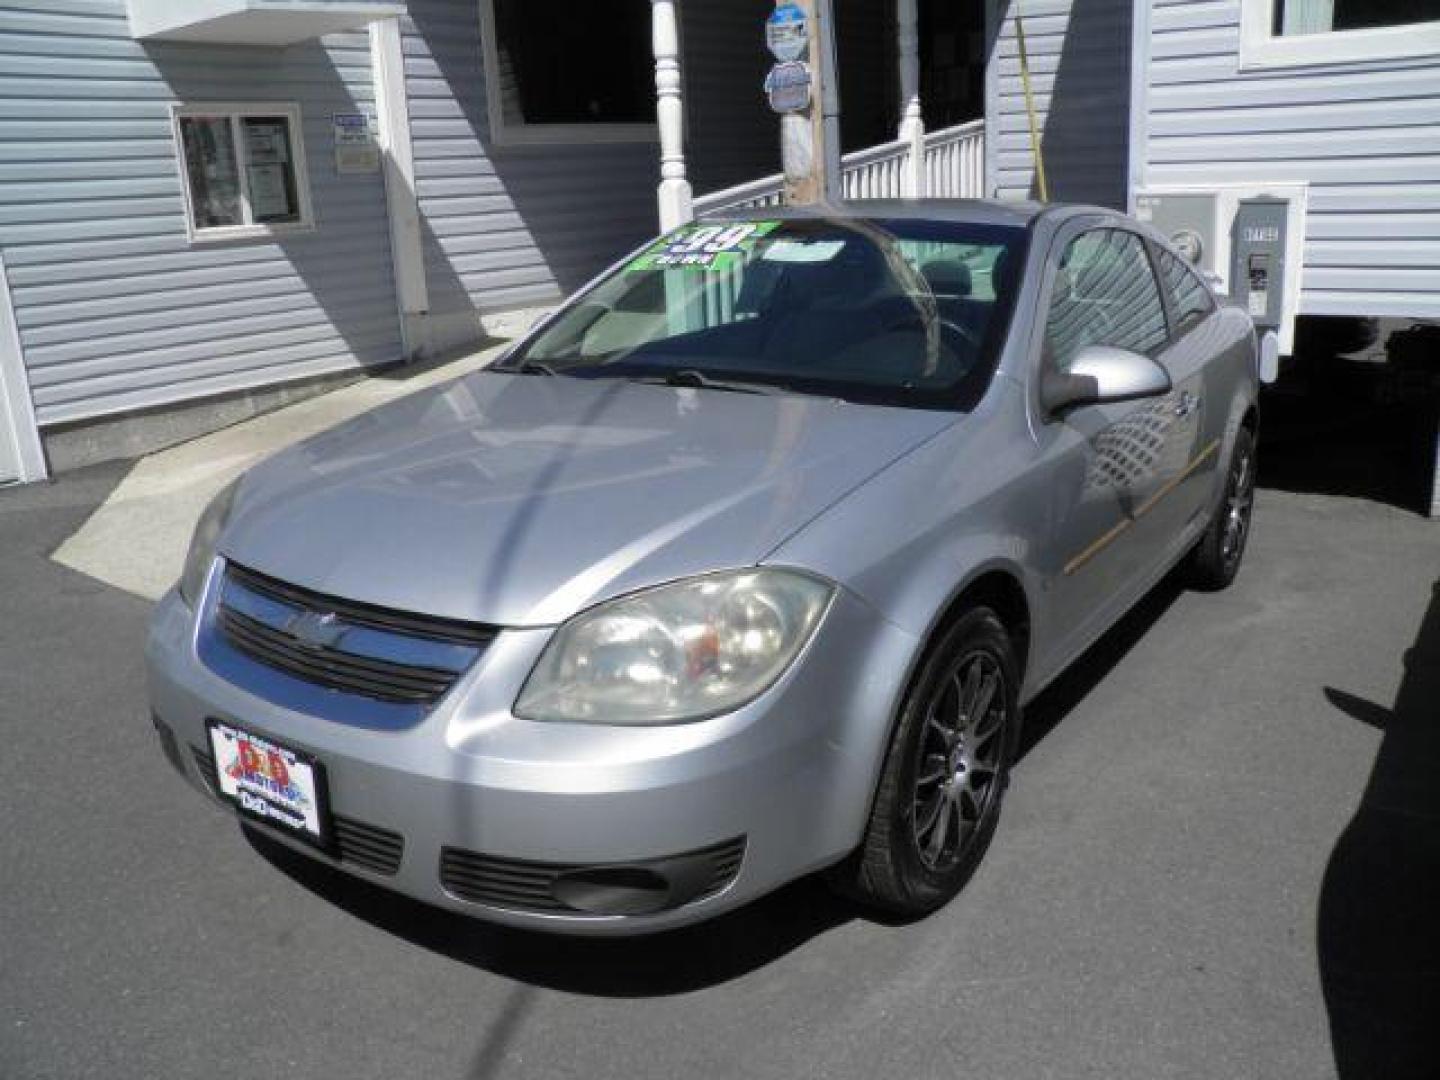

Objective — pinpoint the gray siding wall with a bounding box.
[401,0,657,346]
[986,0,1134,208]
[0,1,400,427]
[1144,0,1440,319]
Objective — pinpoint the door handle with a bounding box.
[1174,390,1199,418]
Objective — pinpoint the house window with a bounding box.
[172,104,314,241]
[1241,0,1440,67]
[1274,0,1440,35]
[479,0,658,144]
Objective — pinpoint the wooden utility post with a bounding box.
[773,0,840,207]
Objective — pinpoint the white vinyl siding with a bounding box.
[400,0,657,343]
[1145,0,1440,319]
[987,0,1135,209]
[0,0,400,427]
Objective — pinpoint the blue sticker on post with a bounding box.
[764,61,811,114]
[627,221,782,272]
[766,3,809,63]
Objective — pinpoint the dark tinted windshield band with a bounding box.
[501,217,1029,412]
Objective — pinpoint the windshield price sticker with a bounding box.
[627,221,781,272]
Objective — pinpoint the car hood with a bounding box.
[220,372,955,627]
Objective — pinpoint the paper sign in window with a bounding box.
[179,117,243,229]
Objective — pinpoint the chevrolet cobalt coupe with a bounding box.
[148,202,1259,933]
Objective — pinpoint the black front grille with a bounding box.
[225,562,494,645]
[218,606,459,704]
[191,746,403,876]
[439,837,747,915]
[215,562,494,708]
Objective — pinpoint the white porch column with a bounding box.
[897,0,925,198]
[652,0,692,231]
[371,17,430,359]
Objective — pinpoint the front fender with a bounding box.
[766,386,1049,702]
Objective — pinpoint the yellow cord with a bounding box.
[1015,1,1049,202]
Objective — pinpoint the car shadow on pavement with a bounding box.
[1017,569,1188,761]
[245,826,858,995]
[1318,578,1440,1079]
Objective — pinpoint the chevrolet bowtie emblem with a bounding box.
[286,610,346,650]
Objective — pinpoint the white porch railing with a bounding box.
[693,119,984,216]
[923,119,986,201]
[840,137,911,200]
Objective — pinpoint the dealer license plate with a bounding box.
[207,720,332,850]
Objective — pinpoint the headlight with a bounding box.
[515,569,834,725]
[178,478,240,607]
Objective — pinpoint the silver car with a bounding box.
[148,201,1259,934]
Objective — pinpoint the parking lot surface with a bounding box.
[2,450,1436,1079]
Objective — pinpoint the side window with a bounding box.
[1045,229,1169,372]
[1156,248,1217,338]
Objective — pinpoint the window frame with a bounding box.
[1239,0,1440,69]
[1041,225,1171,375]
[477,0,660,146]
[170,102,316,244]
[1148,240,1217,346]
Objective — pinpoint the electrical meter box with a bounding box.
[1134,192,1222,270]
[1134,182,1307,354]
[1230,197,1289,333]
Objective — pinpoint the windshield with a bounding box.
[499,217,1028,410]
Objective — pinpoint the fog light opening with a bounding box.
[551,867,672,916]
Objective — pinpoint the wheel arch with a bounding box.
[835,560,1035,880]
[923,566,1034,689]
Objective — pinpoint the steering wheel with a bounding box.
[937,317,980,353]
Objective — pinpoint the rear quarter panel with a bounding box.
[1202,305,1262,511]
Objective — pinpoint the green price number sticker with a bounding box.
[628,221,782,272]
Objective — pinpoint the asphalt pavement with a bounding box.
[3,449,1438,1079]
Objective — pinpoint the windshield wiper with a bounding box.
[511,360,558,376]
[633,369,787,396]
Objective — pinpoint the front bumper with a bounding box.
[145,575,919,935]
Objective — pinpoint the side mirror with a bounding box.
[1041,345,1173,417]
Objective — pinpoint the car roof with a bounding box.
[702,198,1114,230]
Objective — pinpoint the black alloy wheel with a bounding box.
[834,606,1020,916]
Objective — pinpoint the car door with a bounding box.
[1143,243,1227,549]
[1029,223,1176,666]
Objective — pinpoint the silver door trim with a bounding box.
[1062,438,1219,576]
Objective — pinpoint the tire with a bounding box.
[832,607,1021,917]
[1188,425,1257,592]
